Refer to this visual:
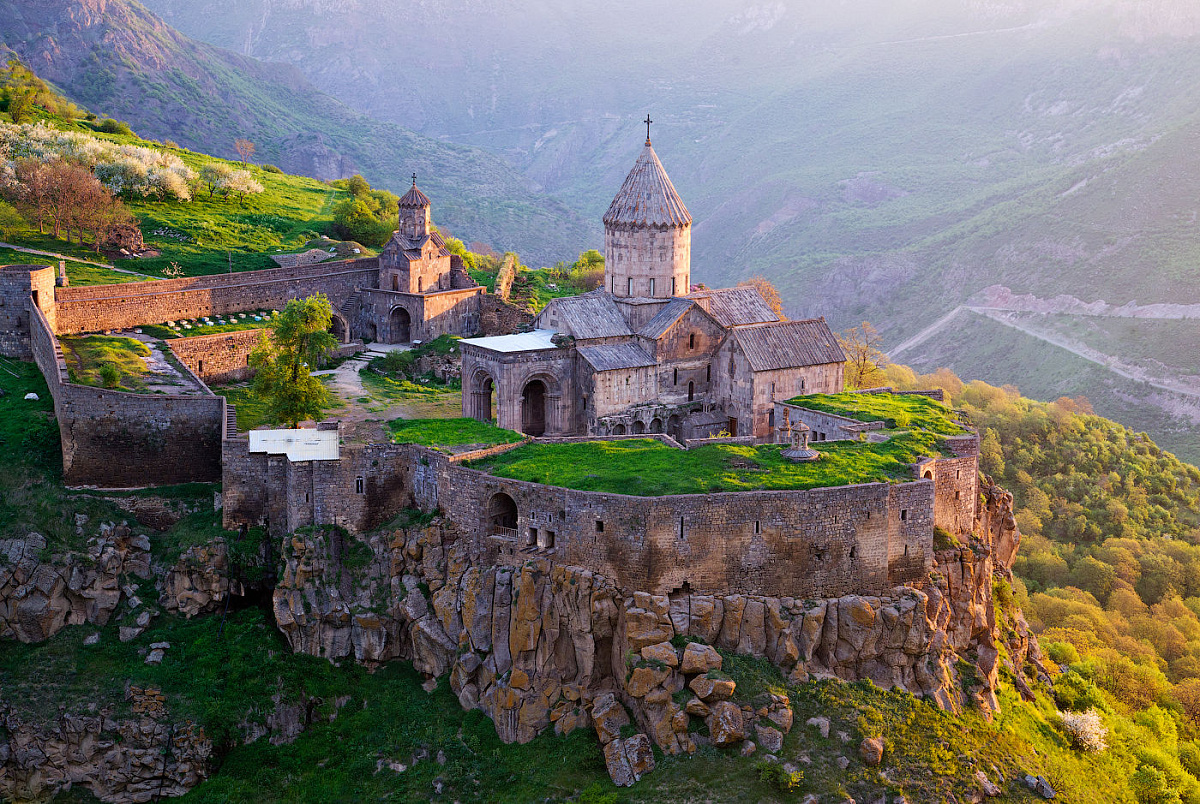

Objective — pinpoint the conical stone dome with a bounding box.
[399,180,431,209]
[603,143,692,229]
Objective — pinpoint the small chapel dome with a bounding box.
[603,142,692,230]
[399,176,431,209]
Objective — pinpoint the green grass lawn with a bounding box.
[0,245,144,285]
[788,392,967,435]
[58,334,150,391]
[388,417,522,452]
[469,433,949,496]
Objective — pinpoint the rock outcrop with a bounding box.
[0,525,151,643]
[269,477,1028,785]
[160,537,239,618]
[0,697,211,804]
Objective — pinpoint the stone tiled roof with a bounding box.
[731,319,846,371]
[538,290,632,340]
[391,230,451,259]
[399,181,431,208]
[603,143,692,229]
[578,342,657,372]
[637,297,695,339]
[687,286,779,327]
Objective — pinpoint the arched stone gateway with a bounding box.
[632,420,646,434]
[329,312,349,344]
[612,423,626,435]
[667,414,681,439]
[485,492,518,536]
[468,370,496,422]
[521,379,547,436]
[389,307,412,343]
[650,418,663,434]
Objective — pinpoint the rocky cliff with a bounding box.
[270,474,1032,785]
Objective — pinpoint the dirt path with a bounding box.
[313,344,461,443]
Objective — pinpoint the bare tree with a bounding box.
[233,138,256,165]
[737,276,786,320]
[838,322,889,389]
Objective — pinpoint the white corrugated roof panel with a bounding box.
[248,428,340,462]
[460,329,559,353]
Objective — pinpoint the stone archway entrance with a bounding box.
[469,371,496,422]
[521,379,547,436]
[330,313,349,344]
[390,307,411,343]
[486,492,518,536]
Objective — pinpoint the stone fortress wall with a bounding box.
[28,296,226,487]
[51,258,380,335]
[222,411,979,600]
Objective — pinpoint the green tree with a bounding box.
[6,88,35,123]
[248,295,338,428]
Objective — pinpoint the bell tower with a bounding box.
[398,174,431,240]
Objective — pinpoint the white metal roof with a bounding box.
[460,328,559,353]
[248,428,340,462]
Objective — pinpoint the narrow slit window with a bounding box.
[649,277,655,296]
[355,476,364,494]
[628,277,634,296]
[596,520,604,533]
[901,509,908,521]
[679,517,685,538]
[689,333,695,349]
[706,364,711,382]
[754,521,761,534]
[673,368,678,385]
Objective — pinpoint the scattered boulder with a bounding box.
[975,770,1002,796]
[755,723,784,754]
[705,701,745,747]
[602,733,655,787]
[806,716,831,738]
[1024,774,1056,799]
[860,736,885,766]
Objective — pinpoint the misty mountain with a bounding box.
[140,0,1200,460]
[0,0,592,264]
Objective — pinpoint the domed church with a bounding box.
[459,130,845,442]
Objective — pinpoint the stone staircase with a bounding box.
[338,292,360,321]
[224,404,238,438]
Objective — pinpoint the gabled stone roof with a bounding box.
[389,229,451,260]
[731,318,846,371]
[687,286,779,328]
[578,342,658,372]
[636,297,695,339]
[538,290,632,340]
[603,143,692,229]
[399,181,431,208]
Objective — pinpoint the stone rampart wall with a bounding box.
[478,293,534,336]
[52,259,379,334]
[30,304,224,487]
[167,330,263,384]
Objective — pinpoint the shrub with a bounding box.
[96,118,133,136]
[1180,742,1200,780]
[98,362,121,388]
[262,164,283,173]
[757,760,803,792]
[1057,709,1107,752]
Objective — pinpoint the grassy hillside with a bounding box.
[0,0,591,266]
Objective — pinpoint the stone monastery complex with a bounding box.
[0,131,990,598]
[0,131,1024,784]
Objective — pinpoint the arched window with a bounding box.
[689,333,695,349]
[649,277,655,296]
[688,381,694,402]
[628,277,634,296]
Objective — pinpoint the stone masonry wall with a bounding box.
[30,305,224,487]
[53,259,379,334]
[167,330,262,384]
[0,266,56,358]
[222,437,935,599]
[477,293,534,336]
